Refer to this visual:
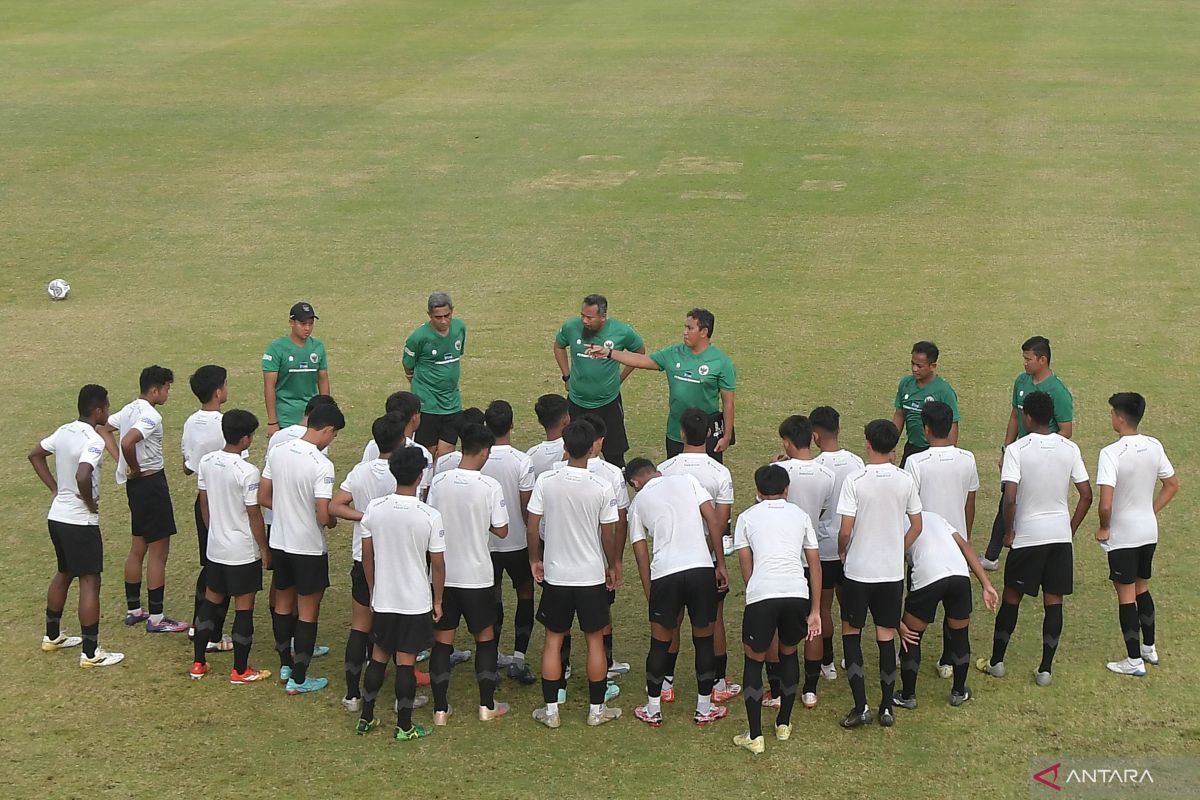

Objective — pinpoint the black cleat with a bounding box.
[878,708,895,727]
[893,695,918,710]
[508,662,537,685]
[840,707,874,729]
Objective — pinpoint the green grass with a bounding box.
[3,1,1199,797]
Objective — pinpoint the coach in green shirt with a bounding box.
[588,308,736,463]
[553,294,645,468]
[403,291,466,460]
[262,301,330,433]
[892,340,960,465]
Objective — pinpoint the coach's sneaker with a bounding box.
[395,723,432,741]
[733,732,765,754]
[533,707,561,729]
[605,681,621,702]
[449,649,472,667]
[205,634,234,653]
[839,707,873,728]
[713,681,741,703]
[607,660,631,678]
[634,705,663,727]
[722,535,734,557]
[123,609,149,626]
[937,663,954,679]
[821,663,837,681]
[801,692,818,709]
[286,676,329,695]
[661,686,675,703]
[432,705,454,726]
[975,658,1005,678]
[775,723,792,741]
[980,556,999,572]
[1107,657,1147,677]
[42,634,83,652]
[949,687,972,707]
[279,666,292,683]
[230,667,271,684]
[508,662,537,684]
[878,708,895,728]
[1140,644,1159,665]
[694,705,729,726]
[893,694,918,710]
[479,702,510,722]
[189,661,209,680]
[355,718,379,735]
[587,705,622,727]
[1034,670,1053,687]
[80,648,125,668]
[146,617,189,633]
[342,695,363,713]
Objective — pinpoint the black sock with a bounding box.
[665,648,679,688]
[82,622,98,658]
[395,664,416,730]
[1118,603,1140,660]
[715,652,728,684]
[802,658,821,695]
[193,570,206,630]
[46,606,62,640]
[588,679,606,706]
[559,635,572,693]
[361,659,386,723]
[494,600,504,647]
[271,610,295,669]
[193,600,215,665]
[843,633,866,711]
[147,585,165,616]
[777,651,800,727]
[476,638,499,709]
[542,676,558,706]
[125,581,141,612]
[291,620,318,684]
[344,629,371,699]
[822,636,834,667]
[900,633,921,699]
[1039,604,1063,674]
[693,635,716,696]
[743,655,764,739]
[646,637,670,699]
[991,601,1019,665]
[878,639,897,711]
[949,625,970,694]
[604,632,614,669]
[1136,591,1155,646]
[430,642,453,712]
[212,596,230,643]
[515,598,534,655]
[939,616,952,667]
[232,609,253,674]
[765,659,782,699]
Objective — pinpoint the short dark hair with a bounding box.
[1022,336,1052,364]
[389,446,428,487]
[534,394,569,429]
[221,409,259,445]
[1023,391,1055,427]
[305,394,338,415]
[624,457,656,486]
[484,400,514,437]
[307,403,346,432]
[809,406,840,434]
[912,341,939,363]
[1109,392,1146,426]
[920,401,954,440]
[864,419,900,454]
[189,365,227,403]
[460,423,496,456]
[579,412,607,440]
[372,413,408,455]
[77,384,108,418]
[687,308,715,338]
[582,294,608,315]
[755,464,790,496]
[384,390,421,417]
[778,415,813,449]
[563,420,596,459]
[140,365,174,393]
[461,407,485,428]
[680,408,709,447]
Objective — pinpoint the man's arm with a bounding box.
[257,477,273,510]
[430,552,446,621]
[715,389,735,453]
[199,488,211,530]
[76,463,98,514]
[317,369,330,396]
[891,409,905,434]
[263,371,280,434]
[97,425,120,461]
[1154,475,1180,515]
[805,548,823,609]
[954,531,998,610]
[491,523,509,539]
[1096,484,1114,541]
[315,497,335,529]
[699,502,729,590]
[632,540,652,599]
[838,514,854,562]
[121,429,144,479]
[1069,480,1092,535]
[28,445,56,494]
[903,513,923,549]
[329,489,362,522]
[613,508,628,561]
[1058,421,1073,440]
[248,505,270,569]
[1001,481,1017,546]
[526,511,544,583]
[553,343,571,381]
[362,538,375,593]
[948,422,960,446]
[519,489,531,521]
[586,345,660,371]
[620,346,646,382]
[964,491,976,540]
[601,520,620,589]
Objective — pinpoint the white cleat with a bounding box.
[937,663,954,680]
[1034,670,1052,687]
[1106,657,1146,677]
[979,557,999,572]
[42,634,83,652]
[80,648,125,668]
[1140,644,1159,665]
[342,696,363,713]
[821,663,837,681]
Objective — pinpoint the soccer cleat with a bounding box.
[205,635,234,653]
[146,617,189,633]
[286,676,329,695]
[661,686,675,703]
[840,707,873,728]
[821,663,837,681]
[123,609,149,626]
[532,707,561,729]
[416,670,431,687]
[80,648,125,668]
[607,661,631,678]
[606,681,621,702]
[979,557,999,572]
[893,695,918,710]
[1141,644,1159,665]
[801,692,818,709]
[479,702,510,722]
[449,649,472,667]
[508,662,537,684]
[975,658,1005,678]
[937,663,954,679]
[1034,670,1053,687]
[694,705,729,726]
[230,667,271,684]
[1106,658,1147,677]
[432,705,454,726]
[564,665,572,680]
[722,535,735,557]
[949,687,972,707]
[395,697,430,714]
[189,661,209,680]
[313,645,331,658]
[733,733,765,754]
[394,723,432,741]
[775,723,792,741]
[761,691,781,709]
[587,706,622,727]
[342,696,363,713]
[713,683,742,703]
[557,687,567,704]
[355,718,379,735]
[42,634,83,652]
[279,666,292,683]
[634,705,663,727]
[879,708,895,727]
[497,653,514,668]
[416,648,431,662]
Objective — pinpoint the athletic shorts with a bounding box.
[491,548,533,588]
[207,560,263,597]
[820,558,844,589]
[270,549,330,595]
[1005,542,1073,597]
[537,582,610,634]
[350,559,371,606]
[840,579,903,629]
[648,567,718,629]
[414,411,463,448]
[568,396,629,468]
[437,586,496,634]
[742,596,810,651]
[1107,543,1155,584]
[47,520,103,577]
[373,611,434,655]
[125,470,177,541]
[904,575,973,624]
[900,441,930,468]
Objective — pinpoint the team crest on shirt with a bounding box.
[698,364,710,376]
[309,352,319,364]
[432,348,438,355]
[455,339,462,351]
[1019,390,1025,397]
[576,338,582,345]
[675,362,681,368]
[604,339,614,349]
[923,396,935,404]
[288,355,294,362]
[904,393,910,400]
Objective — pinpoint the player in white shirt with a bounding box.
[527,420,622,729]
[1096,393,1179,677]
[978,391,1091,687]
[836,420,922,729]
[189,410,272,684]
[99,366,189,633]
[657,409,739,703]
[359,391,434,500]
[903,401,980,679]
[28,385,124,668]
[354,447,447,742]
[731,465,822,755]
[526,394,569,479]
[426,423,511,723]
[810,406,864,682]
[894,511,998,710]
[259,403,344,695]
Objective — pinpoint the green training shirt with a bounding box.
[555,317,645,408]
[262,335,328,428]
[403,318,466,415]
[894,374,960,448]
[1013,372,1073,437]
[648,342,736,442]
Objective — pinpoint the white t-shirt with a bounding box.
[777,457,836,530]
[1001,433,1089,549]
[658,452,734,516]
[837,463,922,583]
[181,410,225,476]
[360,495,446,614]
[528,465,619,586]
[1096,434,1174,552]
[427,468,509,589]
[41,420,105,526]
[340,459,398,562]
[733,499,818,604]
[814,449,865,560]
[361,437,432,493]
[628,474,715,580]
[482,445,536,552]
[262,438,336,556]
[552,456,629,511]
[906,511,969,591]
[109,399,164,484]
[904,446,980,535]
[197,451,262,566]
[526,438,565,478]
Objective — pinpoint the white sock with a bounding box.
[663,676,674,690]
[1130,657,1144,666]
[589,703,604,716]
[647,696,661,714]
[149,613,164,625]
[697,694,711,715]
[546,701,558,716]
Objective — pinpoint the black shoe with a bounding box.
[893,695,918,710]
[507,662,537,685]
[840,707,873,729]
[949,687,972,707]
[879,708,895,727]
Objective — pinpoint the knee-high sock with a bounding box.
[646,637,670,699]
[211,597,230,643]
[843,633,866,711]
[743,655,764,739]
[514,598,534,656]
[494,599,505,647]
[777,650,800,727]
[193,599,216,665]
[1136,591,1155,646]
[232,609,253,674]
[361,659,386,723]
[878,639,897,711]
[291,620,318,684]
[822,635,834,667]
[604,632,614,669]
[693,635,716,696]
[395,664,416,730]
[271,610,295,669]
[344,629,371,699]
[765,658,782,699]
[476,638,500,709]
[1119,602,1140,660]
[715,653,728,683]
[664,648,680,688]
[1039,604,1063,674]
[430,642,453,712]
[938,616,952,666]
[559,634,572,691]
[991,601,1019,665]
[193,571,206,630]
[802,658,821,694]
[948,625,970,694]
[900,632,922,698]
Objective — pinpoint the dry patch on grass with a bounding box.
[679,190,747,200]
[799,179,846,191]
[515,170,638,191]
[577,154,625,162]
[656,156,742,175]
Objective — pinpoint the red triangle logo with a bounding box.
[1033,763,1062,791]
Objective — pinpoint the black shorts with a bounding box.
[841,579,903,629]
[373,611,434,655]
[193,494,210,566]
[905,575,973,624]
[207,560,263,597]
[437,586,496,634]
[1107,543,1155,584]
[537,582,610,634]
[649,567,718,629]
[491,549,533,588]
[568,395,629,468]
[1005,542,1073,597]
[899,442,930,468]
[820,558,844,589]
[270,549,330,595]
[743,596,811,651]
[350,560,371,606]
[47,520,103,577]
[126,471,177,541]
[414,411,463,448]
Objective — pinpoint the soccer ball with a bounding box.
[47,279,70,300]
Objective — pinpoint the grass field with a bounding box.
[3,1,1199,797]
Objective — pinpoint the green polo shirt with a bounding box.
[1013,372,1073,437]
[555,318,644,409]
[894,374,960,448]
[402,318,466,415]
[262,335,328,428]
[648,342,736,442]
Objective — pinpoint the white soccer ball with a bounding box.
[47,278,71,300]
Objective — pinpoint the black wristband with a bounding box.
[562,374,570,383]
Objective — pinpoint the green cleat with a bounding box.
[355,718,379,735]
[395,723,433,741]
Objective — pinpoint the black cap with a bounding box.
[289,302,318,321]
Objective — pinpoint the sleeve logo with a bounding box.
[323,477,334,484]
[262,354,273,362]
